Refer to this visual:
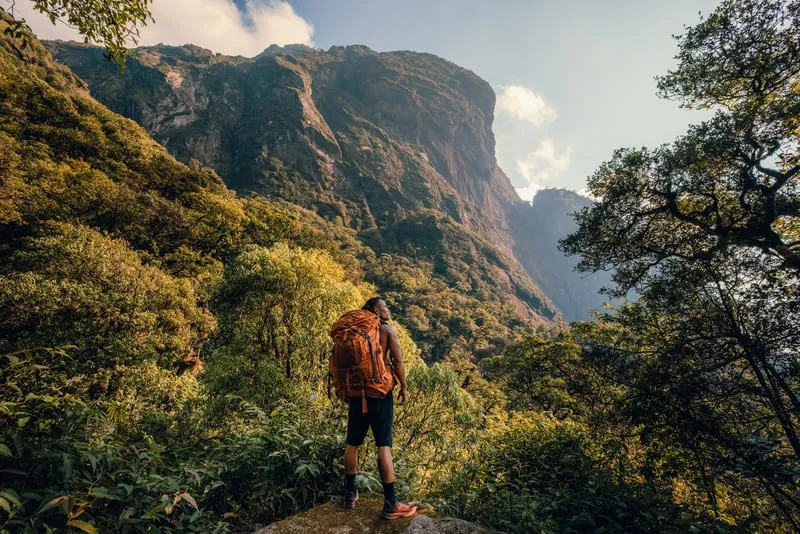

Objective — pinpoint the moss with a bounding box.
[256,494,492,533]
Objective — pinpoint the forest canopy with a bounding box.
[561,0,800,528]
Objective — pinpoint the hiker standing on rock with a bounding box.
[329,297,418,520]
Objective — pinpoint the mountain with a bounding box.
[1,20,499,530]
[45,43,516,242]
[511,189,611,320]
[46,41,605,324]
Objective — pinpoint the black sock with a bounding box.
[382,481,396,505]
[345,474,356,493]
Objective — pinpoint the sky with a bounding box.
[8,0,720,201]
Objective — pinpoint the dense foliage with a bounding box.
[0,13,511,532]
[560,0,800,529]
[435,412,700,533]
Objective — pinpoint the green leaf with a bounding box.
[119,507,134,522]
[38,495,69,515]
[0,490,21,506]
[62,454,73,479]
[0,444,12,457]
[67,519,98,534]
[0,465,24,475]
[88,487,119,500]
[0,496,11,514]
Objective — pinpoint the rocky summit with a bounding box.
[47,42,515,245]
[253,494,494,534]
[48,41,607,322]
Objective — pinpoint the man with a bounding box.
[342,297,417,520]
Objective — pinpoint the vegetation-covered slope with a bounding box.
[46,40,582,328]
[0,12,454,532]
[0,13,551,533]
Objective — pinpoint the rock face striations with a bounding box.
[48,41,606,323]
[47,43,515,244]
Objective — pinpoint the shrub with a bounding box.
[433,412,705,533]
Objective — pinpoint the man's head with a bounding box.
[363,297,391,321]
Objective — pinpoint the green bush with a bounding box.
[433,412,706,533]
[0,351,228,534]
[213,393,347,528]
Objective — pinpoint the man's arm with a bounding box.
[383,324,408,404]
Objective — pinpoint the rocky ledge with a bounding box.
[254,494,494,533]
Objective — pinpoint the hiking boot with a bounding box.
[342,490,358,509]
[381,499,417,520]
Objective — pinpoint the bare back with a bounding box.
[379,322,407,392]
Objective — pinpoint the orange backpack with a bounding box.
[329,309,395,413]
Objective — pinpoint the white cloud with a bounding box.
[516,139,572,187]
[577,187,600,202]
[9,0,314,57]
[495,85,558,126]
[515,183,544,203]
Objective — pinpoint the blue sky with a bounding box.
[16,0,720,199]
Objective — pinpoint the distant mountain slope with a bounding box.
[47,41,605,325]
[511,189,611,321]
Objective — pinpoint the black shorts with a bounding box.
[346,394,394,447]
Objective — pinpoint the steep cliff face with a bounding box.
[48,42,519,250]
[47,42,605,323]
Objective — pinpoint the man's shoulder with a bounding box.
[379,322,398,336]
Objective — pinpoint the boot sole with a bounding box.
[381,505,417,520]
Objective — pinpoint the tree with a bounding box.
[562,0,799,293]
[390,363,483,491]
[482,334,620,419]
[205,243,373,409]
[2,0,153,67]
[561,0,800,526]
[570,252,800,527]
[433,412,700,533]
[0,223,216,374]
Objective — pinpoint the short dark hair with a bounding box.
[362,297,383,312]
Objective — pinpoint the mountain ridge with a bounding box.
[45,41,517,242]
[46,40,605,322]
